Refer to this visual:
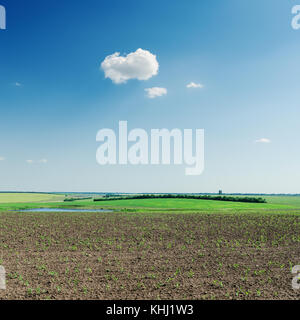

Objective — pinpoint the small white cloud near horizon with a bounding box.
[186,82,204,89]
[0,156,5,161]
[145,87,167,99]
[101,48,159,84]
[26,159,48,164]
[255,138,271,144]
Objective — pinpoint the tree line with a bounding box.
[93,194,267,203]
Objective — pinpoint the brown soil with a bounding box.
[0,211,299,300]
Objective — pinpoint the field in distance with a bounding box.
[0,193,65,204]
[1,193,300,213]
[87,196,300,211]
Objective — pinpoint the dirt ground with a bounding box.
[0,210,300,300]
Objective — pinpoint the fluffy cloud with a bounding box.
[101,48,159,84]
[26,160,34,164]
[255,138,271,143]
[0,156,5,161]
[187,82,204,89]
[145,87,167,99]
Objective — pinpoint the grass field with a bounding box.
[0,193,300,300]
[78,196,300,211]
[1,194,300,213]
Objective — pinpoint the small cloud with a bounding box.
[14,82,23,87]
[187,82,204,89]
[145,87,167,99]
[255,138,271,144]
[26,159,48,164]
[0,156,5,161]
[101,48,159,84]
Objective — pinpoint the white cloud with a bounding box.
[26,159,48,164]
[101,48,159,84]
[186,82,204,89]
[14,82,23,87]
[0,156,5,161]
[145,87,167,99]
[255,138,271,144]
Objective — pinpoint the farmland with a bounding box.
[0,194,300,300]
[0,193,65,204]
[1,194,300,213]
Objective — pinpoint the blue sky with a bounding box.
[0,0,300,193]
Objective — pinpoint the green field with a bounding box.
[1,193,300,213]
[90,196,300,210]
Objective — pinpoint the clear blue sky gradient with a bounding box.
[0,0,299,193]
